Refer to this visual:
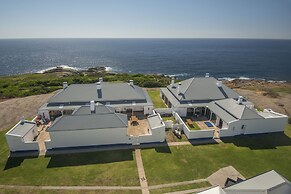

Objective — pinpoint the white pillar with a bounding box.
[210,112,213,120]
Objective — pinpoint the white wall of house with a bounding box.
[173,108,187,117]
[231,117,287,135]
[186,129,215,139]
[45,127,129,149]
[144,105,154,115]
[22,126,38,142]
[221,116,287,137]
[130,124,165,145]
[6,135,39,152]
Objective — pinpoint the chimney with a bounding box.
[96,82,101,90]
[129,80,133,86]
[171,77,175,86]
[99,77,103,83]
[20,116,25,124]
[237,96,243,105]
[90,101,95,113]
[63,82,68,89]
[205,73,210,78]
[177,82,181,95]
[216,81,222,87]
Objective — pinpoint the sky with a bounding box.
[0,0,291,39]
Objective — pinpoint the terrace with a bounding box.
[126,113,150,136]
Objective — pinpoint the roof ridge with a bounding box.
[182,77,195,97]
[241,105,263,119]
[115,113,128,126]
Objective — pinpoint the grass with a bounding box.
[0,130,139,186]
[142,124,291,185]
[0,189,141,194]
[0,72,171,99]
[165,131,189,142]
[146,89,167,108]
[150,181,211,194]
[162,116,176,124]
[186,122,201,130]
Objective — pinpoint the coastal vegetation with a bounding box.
[0,71,171,99]
[146,89,167,108]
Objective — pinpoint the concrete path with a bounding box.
[207,166,245,188]
[148,179,207,190]
[135,149,150,194]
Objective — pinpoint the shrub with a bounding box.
[288,117,291,125]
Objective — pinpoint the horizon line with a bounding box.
[0,37,291,41]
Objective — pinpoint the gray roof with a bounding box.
[7,120,36,137]
[167,77,239,102]
[47,113,128,132]
[225,170,291,192]
[147,114,163,129]
[207,102,237,123]
[161,87,209,108]
[73,105,115,115]
[215,99,263,120]
[48,82,148,104]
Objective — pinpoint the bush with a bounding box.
[288,117,291,125]
[263,89,279,98]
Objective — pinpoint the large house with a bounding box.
[198,170,291,194]
[39,78,154,121]
[6,79,165,152]
[161,74,288,139]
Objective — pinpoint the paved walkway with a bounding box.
[135,149,150,194]
[148,178,207,190]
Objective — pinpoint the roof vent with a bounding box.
[177,82,182,95]
[216,81,222,87]
[20,116,25,124]
[205,73,210,78]
[99,77,103,83]
[237,96,243,105]
[171,77,175,86]
[63,82,68,89]
[90,101,95,113]
[96,82,101,90]
[129,80,133,86]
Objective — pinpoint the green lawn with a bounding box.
[0,130,139,186]
[0,189,141,194]
[147,89,167,108]
[162,116,176,124]
[187,122,201,130]
[142,124,291,185]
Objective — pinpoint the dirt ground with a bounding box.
[235,89,291,116]
[0,92,57,131]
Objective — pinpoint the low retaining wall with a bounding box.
[173,112,215,139]
[154,108,173,116]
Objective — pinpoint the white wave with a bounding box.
[166,73,190,77]
[36,65,84,74]
[218,76,286,83]
[104,66,113,71]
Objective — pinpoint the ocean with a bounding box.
[0,38,290,81]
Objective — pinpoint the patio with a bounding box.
[182,116,219,130]
[126,113,150,136]
[36,122,51,152]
